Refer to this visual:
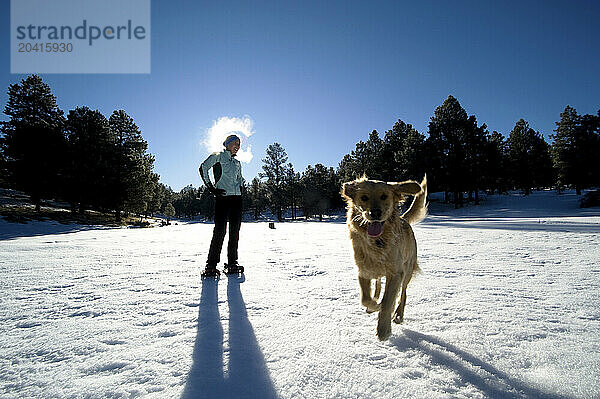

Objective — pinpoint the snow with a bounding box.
[1,190,599,398]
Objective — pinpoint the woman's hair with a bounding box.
[223,134,241,147]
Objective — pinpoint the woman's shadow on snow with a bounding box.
[391,329,570,399]
[181,276,278,399]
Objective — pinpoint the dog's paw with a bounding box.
[362,299,381,313]
[366,303,381,314]
[376,321,392,341]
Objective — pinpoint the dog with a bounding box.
[341,175,427,341]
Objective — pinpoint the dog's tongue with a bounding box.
[367,221,384,237]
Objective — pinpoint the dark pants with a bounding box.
[207,195,242,266]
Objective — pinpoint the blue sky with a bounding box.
[1,0,599,191]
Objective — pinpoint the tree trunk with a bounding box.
[32,193,41,212]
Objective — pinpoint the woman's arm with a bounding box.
[199,153,225,195]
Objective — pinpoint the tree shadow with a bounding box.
[181,276,278,399]
[421,218,600,234]
[0,219,110,241]
[391,329,571,399]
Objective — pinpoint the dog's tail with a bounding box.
[402,174,428,225]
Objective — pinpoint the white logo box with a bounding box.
[11,0,150,74]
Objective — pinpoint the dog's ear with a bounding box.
[389,180,422,201]
[341,181,359,201]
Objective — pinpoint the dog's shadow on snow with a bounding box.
[181,276,278,399]
[391,329,569,399]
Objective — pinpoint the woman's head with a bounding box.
[223,134,241,155]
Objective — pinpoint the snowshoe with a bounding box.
[223,262,244,275]
[201,265,220,279]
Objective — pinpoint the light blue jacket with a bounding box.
[199,150,242,196]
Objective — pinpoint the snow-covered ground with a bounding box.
[1,190,599,398]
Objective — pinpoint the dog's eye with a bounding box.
[380,194,388,201]
[361,195,369,202]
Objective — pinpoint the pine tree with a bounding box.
[164,202,175,224]
[260,143,289,221]
[0,159,5,187]
[65,106,113,213]
[157,183,175,212]
[108,110,155,222]
[486,131,509,194]
[198,186,216,220]
[174,185,202,219]
[337,130,385,182]
[125,154,157,218]
[551,106,599,194]
[247,177,268,220]
[327,166,345,211]
[383,120,426,182]
[426,95,469,207]
[507,119,553,195]
[578,112,600,186]
[463,116,489,204]
[300,164,332,220]
[355,131,384,180]
[0,141,7,187]
[338,153,358,183]
[284,163,300,220]
[146,173,164,216]
[551,106,580,192]
[1,75,67,211]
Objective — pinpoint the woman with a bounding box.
[198,134,244,278]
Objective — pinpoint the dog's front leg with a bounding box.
[377,272,403,341]
[359,276,380,313]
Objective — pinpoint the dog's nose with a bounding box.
[369,208,382,220]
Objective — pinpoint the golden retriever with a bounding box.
[341,175,427,341]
